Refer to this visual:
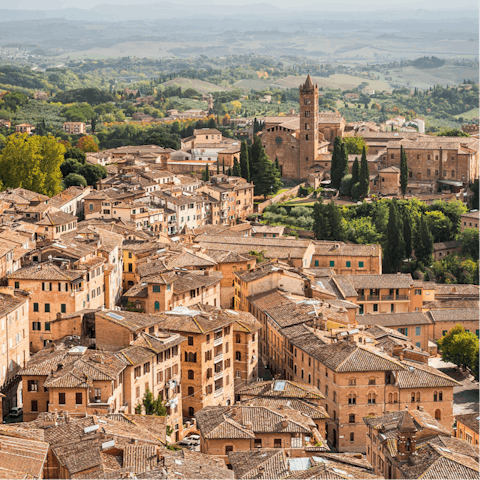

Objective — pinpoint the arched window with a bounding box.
[236,334,241,343]
[348,394,356,405]
[435,409,441,420]
[416,392,420,402]
[235,351,241,361]
[188,370,194,380]
[348,378,356,386]
[368,377,376,385]
[368,393,376,404]
[154,301,160,310]
[438,391,443,401]
[225,445,233,454]
[433,391,438,402]
[389,393,393,403]
[188,386,194,396]
[349,414,355,423]
[411,392,416,403]
[188,407,195,416]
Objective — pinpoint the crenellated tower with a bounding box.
[299,75,319,179]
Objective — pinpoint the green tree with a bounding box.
[65,147,86,164]
[252,149,282,199]
[249,135,262,179]
[0,134,65,197]
[460,228,479,259]
[424,210,452,243]
[326,200,346,241]
[400,145,409,196]
[60,158,83,178]
[330,137,343,190]
[91,115,97,133]
[343,136,368,155]
[312,197,326,240]
[78,164,107,186]
[470,179,479,209]
[63,173,87,187]
[232,158,242,177]
[438,326,479,371]
[403,210,413,258]
[240,141,250,182]
[140,388,168,416]
[350,157,360,198]
[383,199,405,273]
[359,146,370,198]
[414,215,434,267]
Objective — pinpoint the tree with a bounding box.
[350,157,360,198]
[78,164,107,186]
[326,200,346,241]
[414,215,434,267]
[383,200,405,273]
[437,129,469,137]
[205,164,210,181]
[91,116,97,133]
[222,159,225,174]
[343,136,368,155]
[65,147,86,164]
[400,145,409,196]
[460,228,479,259]
[359,146,370,198]
[438,325,479,371]
[60,158,83,178]
[330,137,343,190]
[249,135,262,179]
[0,134,65,197]
[77,135,99,153]
[140,388,167,416]
[470,179,479,210]
[252,148,282,199]
[216,160,220,174]
[232,158,242,177]
[240,141,250,182]
[64,173,87,187]
[424,210,453,243]
[312,198,326,240]
[403,210,413,258]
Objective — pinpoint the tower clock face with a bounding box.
[275,136,283,145]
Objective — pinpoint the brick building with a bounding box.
[63,122,86,135]
[455,413,479,445]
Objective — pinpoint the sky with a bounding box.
[4,0,479,9]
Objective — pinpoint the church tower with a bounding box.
[299,75,319,179]
[396,408,417,462]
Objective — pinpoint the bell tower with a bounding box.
[396,407,417,462]
[299,75,319,180]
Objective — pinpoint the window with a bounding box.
[415,342,421,348]
[188,370,194,380]
[76,392,83,405]
[368,377,376,385]
[225,445,234,454]
[350,432,355,442]
[33,303,39,312]
[188,387,194,396]
[59,393,66,405]
[14,281,19,289]
[329,260,335,267]
[415,289,422,295]
[188,336,194,345]
[348,394,356,404]
[143,362,150,374]
[368,393,376,404]
[254,439,262,448]
[31,400,38,412]
[349,414,355,423]
[28,380,38,391]
[349,378,356,386]
[152,285,161,293]
[44,304,50,313]
[236,351,241,361]
[346,261,351,268]
[45,322,51,331]
[154,301,160,310]
[435,409,441,420]
[136,387,140,398]
[188,407,195,416]
[134,366,141,378]
[32,322,41,331]
[359,261,364,268]
[415,326,421,336]
[94,388,101,400]
[398,327,408,336]
[314,260,319,267]
[373,303,378,312]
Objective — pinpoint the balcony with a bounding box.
[367,295,380,301]
[396,295,409,300]
[214,370,223,381]
[214,387,224,398]
[214,353,223,363]
[214,336,223,347]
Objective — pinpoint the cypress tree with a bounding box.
[222,159,225,174]
[240,141,250,182]
[232,159,242,177]
[216,160,220,174]
[252,148,282,199]
[359,146,370,198]
[312,197,327,240]
[383,200,405,273]
[227,167,232,176]
[351,157,360,197]
[274,156,280,175]
[403,210,413,258]
[250,135,262,179]
[414,215,434,267]
[400,145,409,196]
[330,136,343,190]
[327,200,345,241]
[339,141,349,180]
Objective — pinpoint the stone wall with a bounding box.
[257,183,305,214]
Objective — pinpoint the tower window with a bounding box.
[305,111,310,117]
[305,134,309,140]
[304,99,311,105]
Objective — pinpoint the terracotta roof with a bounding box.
[356,312,432,327]
[228,450,289,479]
[8,262,83,281]
[36,211,78,226]
[240,397,328,420]
[427,308,479,323]
[238,379,324,400]
[347,274,414,289]
[96,310,160,332]
[396,360,460,389]
[455,413,480,434]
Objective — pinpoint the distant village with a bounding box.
[0,76,478,480]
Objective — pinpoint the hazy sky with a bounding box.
[4,0,479,9]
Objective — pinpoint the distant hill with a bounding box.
[161,78,231,95]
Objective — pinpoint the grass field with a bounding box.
[161,77,231,94]
[276,74,392,92]
[454,107,479,120]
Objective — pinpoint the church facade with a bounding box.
[260,75,346,180]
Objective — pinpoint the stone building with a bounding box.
[455,413,479,445]
[62,122,86,135]
[461,210,479,231]
[0,288,30,417]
